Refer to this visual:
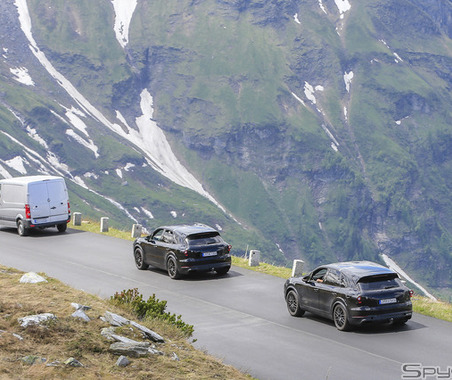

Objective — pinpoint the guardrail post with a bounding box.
[248,250,261,267]
[73,212,82,226]
[100,217,109,232]
[292,259,305,277]
[131,224,142,238]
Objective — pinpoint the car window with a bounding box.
[358,275,401,291]
[186,233,224,247]
[162,230,176,244]
[323,269,342,286]
[311,268,328,282]
[151,229,164,241]
[340,273,350,288]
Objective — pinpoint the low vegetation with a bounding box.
[0,266,251,379]
[110,288,194,337]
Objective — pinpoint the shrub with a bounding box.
[111,288,194,337]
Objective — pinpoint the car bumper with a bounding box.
[25,218,70,229]
[349,303,412,324]
[178,256,231,274]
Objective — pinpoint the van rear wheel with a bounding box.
[57,223,67,233]
[17,220,29,236]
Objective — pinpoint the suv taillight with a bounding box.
[227,245,232,253]
[68,201,71,214]
[25,204,31,219]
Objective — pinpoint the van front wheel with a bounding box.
[57,223,67,233]
[17,220,29,236]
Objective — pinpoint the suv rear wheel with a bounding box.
[333,303,351,331]
[167,256,180,279]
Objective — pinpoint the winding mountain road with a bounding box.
[1,228,451,380]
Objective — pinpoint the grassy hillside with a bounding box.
[0,265,250,379]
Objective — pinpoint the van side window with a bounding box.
[2,184,25,203]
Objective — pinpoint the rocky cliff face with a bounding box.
[1,0,452,299]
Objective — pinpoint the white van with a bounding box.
[0,175,71,236]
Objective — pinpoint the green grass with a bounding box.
[232,256,292,278]
[412,297,452,323]
[71,219,451,322]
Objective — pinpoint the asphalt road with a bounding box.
[1,227,451,380]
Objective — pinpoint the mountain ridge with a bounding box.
[1,0,452,300]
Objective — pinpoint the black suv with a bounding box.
[133,224,231,279]
[284,261,413,331]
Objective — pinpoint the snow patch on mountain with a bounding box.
[111,0,137,48]
[291,92,306,106]
[0,164,12,179]
[293,14,301,25]
[46,152,70,174]
[318,0,327,14]
[381,254,437,301]
[1,131,62,177]
[115,110,130,128]
[83,172,98,179]
[10,66,34,86]
[63,106,89,137]
[321,124,340,150]
[393,52,403,63]
[304,82,317,104]
[344,71,353,92]
[379,39,404,63]
[4,156,27,174]
[334,0,351,18]
[65,129,99,158]
[141,207,154,219]
[124,163,135,171]
[26,126,48,148]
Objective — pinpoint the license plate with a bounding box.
[379,298,397,305]
[202,252,217,257]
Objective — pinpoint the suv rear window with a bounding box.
[358,274,401,291]
[186,233,223,246]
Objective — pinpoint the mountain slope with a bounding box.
[1,0,452,300]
